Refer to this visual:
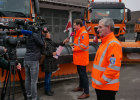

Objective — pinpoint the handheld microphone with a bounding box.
[68,32,74,38]
[70,32,74,37]
[21,29,32,35]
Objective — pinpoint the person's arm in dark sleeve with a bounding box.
[0,46,9,69]
[53,41,65,47]
[0,57,9,69]
[32,32,45,47]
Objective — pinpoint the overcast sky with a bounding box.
[95,0,140,11]
[122,0,140,11]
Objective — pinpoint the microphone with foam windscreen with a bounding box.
[21,29,32,35]
[68,32,74,38]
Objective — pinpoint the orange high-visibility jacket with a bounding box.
[73,26,89,66]
[91,32,122,91]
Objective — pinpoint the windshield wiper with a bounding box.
[113,19,123,22]
[2,11,27,17]
[0,11,5,17]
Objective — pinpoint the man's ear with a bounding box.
[107,25,111,31]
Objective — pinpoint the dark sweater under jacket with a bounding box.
[41,38,64,73]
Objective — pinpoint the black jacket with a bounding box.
[41,38,64,72]
[0,46,9,69]
[24,32,45,61]
[0,57,9,69]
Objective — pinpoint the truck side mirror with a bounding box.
[81,8,85,20]
[127,9,131,21]
[81,8,88,21]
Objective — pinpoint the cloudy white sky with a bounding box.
[122,0,140,11]
[95,0,140,11]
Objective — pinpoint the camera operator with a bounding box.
[24,28,45,100]
[0,46,21,70]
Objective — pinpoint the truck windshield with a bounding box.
[90,9,124,23]
[0,0,30,17]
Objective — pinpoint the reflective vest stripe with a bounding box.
[81,43,89,48]
[74,31,89,51]
[102,74,112,83]
[93,64,120,71]
[92,77,119,85]
[108,64,120,71]
[107,79,119,84]
[99,40,121,66]
[93,64,106,71]
[78,31,88,44]
[92,78,102,85]
[73,43,89,48]
[79,46,89,51]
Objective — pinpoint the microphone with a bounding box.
[21,29,32,35]
[70,32,74,37]
[68,32,74,38]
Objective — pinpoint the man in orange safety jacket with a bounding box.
[91,18,122,100]
[72,19,90,99]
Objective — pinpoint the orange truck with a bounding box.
[81,0,131,41]
[81,0,140,63]
[0,0,40,23]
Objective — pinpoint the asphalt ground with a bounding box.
[2,63,140,100]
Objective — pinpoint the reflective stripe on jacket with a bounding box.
[73,26,89,66]
[91,32,122,91]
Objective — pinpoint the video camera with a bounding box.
[0,16,47,61]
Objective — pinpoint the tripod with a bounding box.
[1,60,27,100]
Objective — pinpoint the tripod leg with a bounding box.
[1,70,9,100]
[12,65,16,100]
[8,64,12,100]
[17,69,27,100]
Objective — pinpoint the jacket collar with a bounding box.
[101,32,115,44]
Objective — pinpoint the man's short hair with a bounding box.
[73,19,83,27]
[99,18,114,32]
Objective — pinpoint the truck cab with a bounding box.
[81,1,131,42]
[0,0,40,26]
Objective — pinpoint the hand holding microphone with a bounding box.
[63,32,74,44]
[69,32,74,38]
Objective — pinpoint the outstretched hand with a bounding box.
[63,38,70,44]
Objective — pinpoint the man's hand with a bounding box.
[63,38,70,44]
[16,63,21,71]
[71,46,74,51]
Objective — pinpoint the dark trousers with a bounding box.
[95,89,117,100]
[45,72,52,92]
[77,65,89,94]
